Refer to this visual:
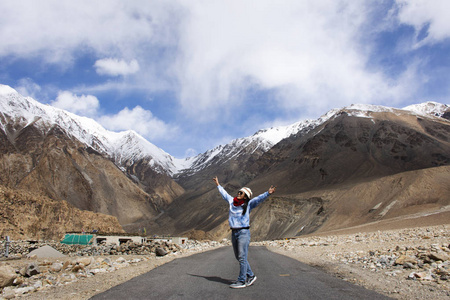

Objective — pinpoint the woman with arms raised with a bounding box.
[212,176,276,289]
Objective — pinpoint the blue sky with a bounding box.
[0,0,449,158]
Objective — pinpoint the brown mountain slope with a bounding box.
[150,109,450,240]
[0,123,160,227]
[248,165,450,240]
[249,109,450,194]
[0,185,124,240]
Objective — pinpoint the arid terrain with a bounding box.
[265,224,450,300]
[1,221,449,299]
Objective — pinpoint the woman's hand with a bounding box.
[213,176,220,186]
[268,185,277,194]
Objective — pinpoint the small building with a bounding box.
[93,235,146,246]
[172,237,188,245]
[148,236,188,245]
[61,234,94,245]
[61,233,188,246]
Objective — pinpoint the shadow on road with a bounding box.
[188,273,233,285]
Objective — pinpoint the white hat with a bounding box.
[239,187,252,199]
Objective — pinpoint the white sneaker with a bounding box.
[246,275,257,286]
[230,281,247,289]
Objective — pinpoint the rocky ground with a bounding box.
[261,224,449,300]
[0,239,228,299]
[0,225,449,299]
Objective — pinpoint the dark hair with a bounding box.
[242,197,249,215]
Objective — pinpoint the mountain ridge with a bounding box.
[1,84,448,178]
[1,83,449,240]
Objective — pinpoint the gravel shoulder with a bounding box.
[261,224,450,300]
[1,242,226,299]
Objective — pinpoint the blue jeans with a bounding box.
[231,228,254,283]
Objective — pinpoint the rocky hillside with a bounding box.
[148,105,450,240]
[0,185,124,240]
[0,84,449,240]
[0,86,186,234]
[0,121,160,227]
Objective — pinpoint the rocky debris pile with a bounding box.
[0,255,154,298]
[0,239,228,298]
[1,239,182,258]
[259,225,450,299]
[326,243,449,282]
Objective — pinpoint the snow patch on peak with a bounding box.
[402,101,449,119]
[111,129,177,173]
[0,84,179,175]
[341,104,395,119]
[0,84,18,96]
[346,103,394,112]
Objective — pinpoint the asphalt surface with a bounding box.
[90,246,392,300]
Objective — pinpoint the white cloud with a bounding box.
[94,58,140,76]
[1,0,445,129]
[172,1,410,119]
[51,91,99,117]
[0,0,178,63]
[15,78,42,99]
[98,106,177,141]
[49,92,176,142]
[183,148,198,158]
[395,0,450,46]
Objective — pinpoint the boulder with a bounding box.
[155,246,168,256]
[428,252,449,262]
[0,265,17,288]
[394,255,417,265]
[71,264,84,273]
[76,257,93,266]
[23,263,40,277]
[50,263,63,273]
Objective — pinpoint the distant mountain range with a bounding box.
[1,84,449,240]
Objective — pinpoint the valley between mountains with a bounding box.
[0,84,449,241]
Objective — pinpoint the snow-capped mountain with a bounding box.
[180,116,332,175]
[2,83,450,240]
[1,84,449,177]
[180,101,449,175]
[402,101,450,119]
[0,84,178,175]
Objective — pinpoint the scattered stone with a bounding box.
[0,238,227,298]
[23,262,40,277]
[429,252,449,262]
[62,260,70,270]
[50,262,63,272]
[115,257,126,263]
[260,225,449,300]
[394,255,417,265]
[76,257,93,266]
[0,265,17,288]
[155,246,168,256]
[71,264,85,273]
[12,276,24,286]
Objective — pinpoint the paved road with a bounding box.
[90,246,391,300]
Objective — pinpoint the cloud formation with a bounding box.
[94,58,140,76]
[395,0,450,46]
[172,1,411,119]
[51,91,100,117]
[98,106,177,141]
[49,90,176,142]
[0,1,449,156]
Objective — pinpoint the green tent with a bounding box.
[60,234,93,245]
